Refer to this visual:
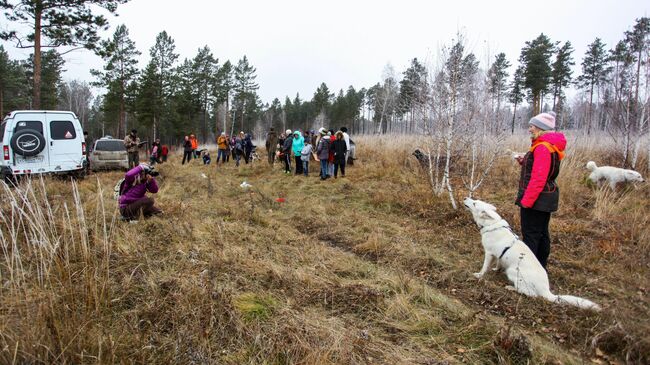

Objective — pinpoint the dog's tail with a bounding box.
[586,161,598,171]
[542,292,601,311]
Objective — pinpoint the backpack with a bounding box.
[113,178,127,200]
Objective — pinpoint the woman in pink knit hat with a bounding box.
[515,111,566,270]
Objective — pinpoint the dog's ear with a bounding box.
[479,208,500,221]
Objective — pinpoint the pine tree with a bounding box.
[551,41,574,128]
[233,55,260,132]
[173,58,201,136]
[268,97,282,131]
[508,66,525,134]
[0,45,29,116]
[91,24,140,137]
[624,17,650,104]
[23,49,65,110]
[577,38,608,134]
[487,52,511,126]
[213,60,233,133]
[551,42,574,109]
[608,40,634,126]
[0,0,129,109]
[191,46,218,141]
[135,61,160,135]
[519,34,556,114]
[312,82,332,117]
[148,31,179,138]
[399,58,428,133]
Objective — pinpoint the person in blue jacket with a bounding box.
[291,130,305,175]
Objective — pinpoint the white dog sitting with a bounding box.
[586,161,644,190]
[463,197,601,311]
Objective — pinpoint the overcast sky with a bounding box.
[2,0,649,104]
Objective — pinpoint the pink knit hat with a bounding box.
[529,111,556,131]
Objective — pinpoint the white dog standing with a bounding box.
[586,161,644,190]
[463,197,601,311]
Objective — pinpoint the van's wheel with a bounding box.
[72,168,87,180]
[10,129,46,157]
[1,171,17,187]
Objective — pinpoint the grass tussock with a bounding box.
[0,133,648,364]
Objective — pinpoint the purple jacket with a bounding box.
[118,165,159,209]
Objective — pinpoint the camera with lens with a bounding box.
[139,163,160,177]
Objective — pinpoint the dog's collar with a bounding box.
[479,219,511,234]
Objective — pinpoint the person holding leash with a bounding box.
[515,111,566,270]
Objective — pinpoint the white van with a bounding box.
[1,110,87,182]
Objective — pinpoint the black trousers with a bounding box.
[182,151,192,164]
[294,155,303,174]
[520,207,551,269]
[334,158,346,177]
[284,154,291,172]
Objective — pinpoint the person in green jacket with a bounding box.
[291,130,305,175]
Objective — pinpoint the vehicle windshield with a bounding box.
[94,140,126,152]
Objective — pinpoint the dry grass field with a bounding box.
[1,134,649,364]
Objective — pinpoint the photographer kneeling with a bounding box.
[119,163,162,220]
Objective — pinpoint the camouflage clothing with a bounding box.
[124,134,140,153]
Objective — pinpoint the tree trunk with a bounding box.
[587,82,594,135]
[634,49,641,105]
[240,102,245,133]
[511,102,518,134]
[496,90,502,132]
[120,83,125,138]
[225,97,230,133]
[32,5,42,109]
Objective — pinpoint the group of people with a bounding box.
[181,134,200,165]
[182,132,256,167]
[123,129,169,169]
[270,126,350,180]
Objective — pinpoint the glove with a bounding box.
[139,163,152,173]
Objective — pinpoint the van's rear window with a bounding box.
[94,140,126,151]
[50,121,76,140]
[14,121,44,134]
